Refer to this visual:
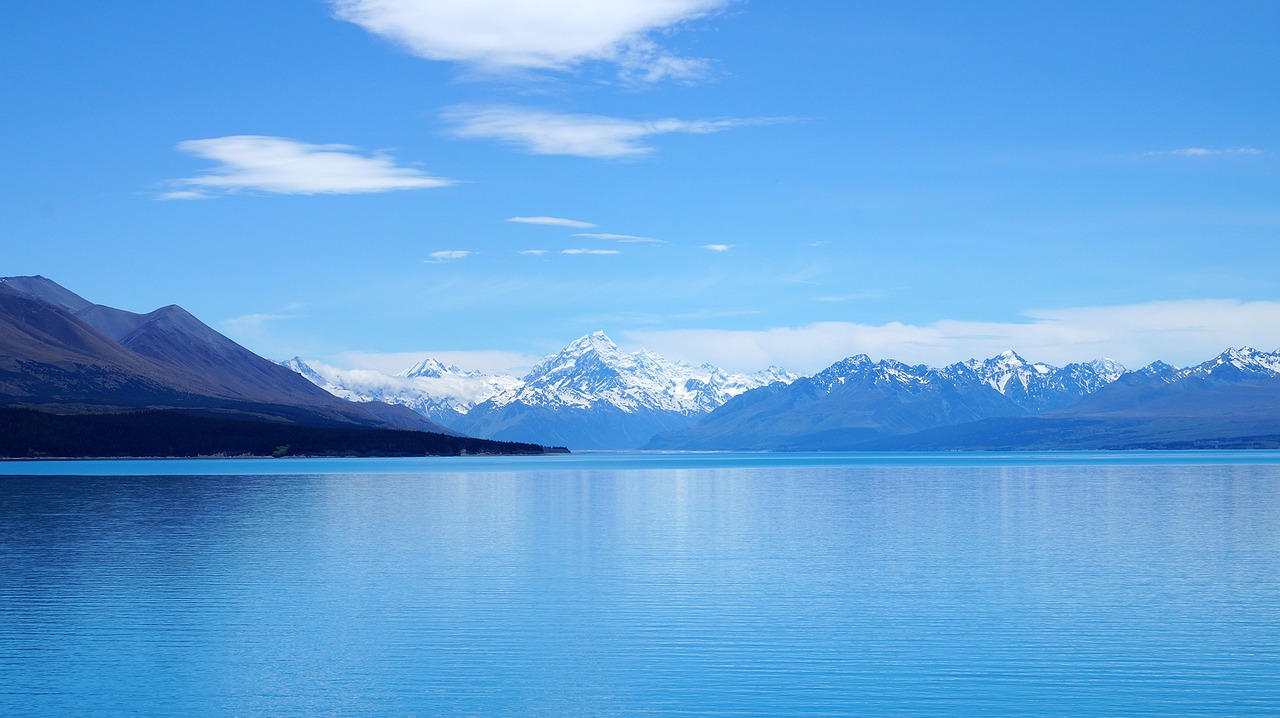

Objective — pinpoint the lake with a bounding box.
[2,452,1278,716]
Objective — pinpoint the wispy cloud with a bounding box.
[1149,147,1264,158]
[520,249,549,255]
[562,248,620,255]
[702,243,733,252]
[220,312,301,334]
[624,299,1280,373]
[444,106,779,159]
[507,215,596,228]
[575,232,665,244]
[335,350,540,376]
[329,0,730,82]
[814,291,886,302]
[160,135,453,198]
[426,250,472,263]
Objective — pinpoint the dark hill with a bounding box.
[0,276,572,458]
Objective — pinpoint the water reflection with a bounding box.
[1,463,1278,715]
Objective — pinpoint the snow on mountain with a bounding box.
[1186,346,1280,379]
[486,331,796,415]
[279,333,797,437]
[943,351,1127,412]
[279,357,520,426]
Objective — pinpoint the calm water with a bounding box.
[1,452,1278,716]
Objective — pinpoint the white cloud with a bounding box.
[162,136,453,198]
[575,232,665,244]
[1153,147,1264,157]
[445,106,775,158]
[520,249,549,255]
[702,243,733,251]
[329,0,729,81]
[562,248,620,255]
[426,250,472,263]
[507,215,596,228]
[623,299,1280,373]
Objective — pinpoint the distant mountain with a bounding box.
[278,357,520,425]
[280,331,796,450]
[947,351,1126,413]
[0,275,460,437]
[873,348,1280,450]
[451,332,797,449]
[645,351,1127,451]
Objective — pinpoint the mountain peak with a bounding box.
[0,275,94,313]
[565,330,619,353]
[400,357,464,378]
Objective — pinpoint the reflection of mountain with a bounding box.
[647,347,1280,451]
[0,276,564,457]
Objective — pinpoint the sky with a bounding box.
[3,1,1278,374]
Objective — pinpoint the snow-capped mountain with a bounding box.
[646,350,1129,451]
[279,332,797,446]
[279,357,520,426]
[1184,346,1280,380]
[485,331,795,415]
[944,351,1126,412]
[454,332,798,449]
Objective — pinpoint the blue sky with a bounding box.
[3,1,1278,373]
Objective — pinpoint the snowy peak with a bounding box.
[281,356,326,386]
[805,350,1127,412]
[1189,346,1280,379]
[398,356,490,379]
[278,355,521,426]
[490,332,796,415]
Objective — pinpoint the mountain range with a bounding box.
[284,332,796,450]
[10,275,1269,455]
[647,348,1280,451]
[284,325,1280,451]
[0,276,560,457]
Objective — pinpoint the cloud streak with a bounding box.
[507,215,596,228]
[445,106,778,158]
[1149,147,1264,158]
[160,136,453,198]
[426,250,472,263]
[575,233,665,244]
[624,299,1280,373]
[329,0,729,82]
[562,248,620,255]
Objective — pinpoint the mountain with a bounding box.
[278,357,521,425]
[645,351,1127,451]
[0,275,461,436]
[873,348,1280,450]
[450,332,797,449]
[946,351,1126,412]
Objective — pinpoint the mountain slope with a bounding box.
[0,276,455,434]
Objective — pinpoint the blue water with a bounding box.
[2,453,1278,716]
